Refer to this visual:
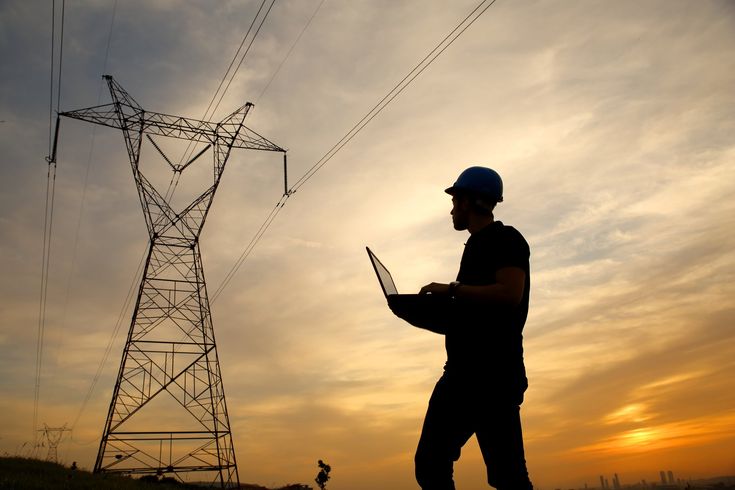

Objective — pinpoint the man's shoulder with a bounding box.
[459,221,529,280]
[489,221,530,259]
[480,221,529,247]
[500,223,528,245]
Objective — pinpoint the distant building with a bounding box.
[661,471,667,485]
[667,471,674,484]
[600,476,611,489]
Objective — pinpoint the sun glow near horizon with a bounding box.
[1,1,735,489]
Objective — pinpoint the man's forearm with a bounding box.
[420,282,518,306]
[420,267,525,306]
[453,283,521,306]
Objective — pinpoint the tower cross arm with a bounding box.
[59,105,219,144]
[230,125,285,152]
[60,103,124,130]
[142,111,285,151]
[60,105,284,152]
[141,111,220,144]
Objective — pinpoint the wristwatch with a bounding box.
[448,281,461,299]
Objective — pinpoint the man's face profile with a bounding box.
[451,194,470,231]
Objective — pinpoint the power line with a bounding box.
[200,0,271,122]
[211,194,289,303]
[36,0,65,442]
[167,0,277,205]
[45,0,120,435]
[211,0,277,119]
[69,0,273,431]
[211,0,498,298]
[63,0,498,433]
[47,1,55,159]
[255,0,326,104]
[71,244,147,430]
[176,0,276,168]
[37,52,51,430]
[56,0,118,389]
[208,0,329,302]
[290,0,498,193]
[35,156,57,441]
[170,0,273,195]
[55,0,66,115]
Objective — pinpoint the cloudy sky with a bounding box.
[1,1,735,488]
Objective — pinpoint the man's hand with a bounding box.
[419,282,450,295]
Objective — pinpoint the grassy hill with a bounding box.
[0,457,312,490]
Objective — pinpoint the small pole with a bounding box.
[283,152,289,196]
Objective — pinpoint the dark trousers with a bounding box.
[415,374,533,490]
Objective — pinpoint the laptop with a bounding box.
[366,246,400,298]
[366,246,452,334]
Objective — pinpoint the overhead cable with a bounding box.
[58,0,124,435]
[58,0,118,401]
[36,0,66,442]
[176,0,276,169]
[35,156,57,442]
[64,3,280,397]
[201,0,272,122]
[71,245,147,431]
[255,0,326,104]
[211,0,277,119]
[289,0,498,193]
[211,195,289,303]
[55,0,66,115]
[211,0,498,298]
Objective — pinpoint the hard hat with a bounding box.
[445,166,503,202]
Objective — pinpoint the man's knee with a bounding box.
[415,448,455,490]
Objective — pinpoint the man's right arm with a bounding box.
[451,267,526,306]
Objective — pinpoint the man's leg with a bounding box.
[475,403,533,490]
[415,375,474,490]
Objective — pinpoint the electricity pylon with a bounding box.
[37,423,71,463]
[60,75,285,487]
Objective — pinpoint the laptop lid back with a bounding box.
[366,247,398,297]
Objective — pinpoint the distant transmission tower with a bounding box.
[59,76,285,487]
[37,423,71,463]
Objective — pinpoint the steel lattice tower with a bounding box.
[60,76,285,487]
[37,424,71,463]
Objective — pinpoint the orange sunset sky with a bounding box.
[1,1,734,489]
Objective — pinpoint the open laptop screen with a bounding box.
[366,247,398,297]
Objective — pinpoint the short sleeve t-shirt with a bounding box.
[444,221,530,397]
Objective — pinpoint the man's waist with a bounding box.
[442,359,528,398]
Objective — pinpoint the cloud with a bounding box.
[2,1,735,488]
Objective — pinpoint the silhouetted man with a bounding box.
[392,167,533,490]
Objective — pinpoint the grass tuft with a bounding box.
[0,457,313,490]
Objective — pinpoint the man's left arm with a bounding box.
[419,266,525,306]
